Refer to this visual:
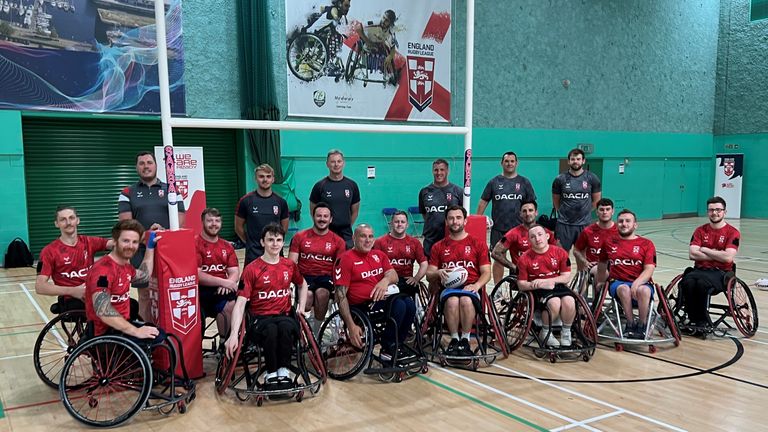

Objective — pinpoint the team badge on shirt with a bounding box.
[372,254,380,263]
[464,246,471,256]
[515,183,520,191]
[283,271,290,282]
[326,242,333,251]
[273,206,279,215]
[447,193,453,201]
[159,189,165,198]
[633,246,640,254]
[550,257,558,267]
[582,181,588,189]
[345,189,350,198]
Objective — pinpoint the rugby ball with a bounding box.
[442,267,469,289]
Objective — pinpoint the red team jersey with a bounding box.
[335,249,393,306]
[500,225,556,266]
[517,246,571,282]
[690,224,740,271]
[85,255,135,336]
[372,234,427,278]
[429,235,490,285]
[196,236,239,280]
[574,223,618,262]
[240,258,304,316]
[38,236,110,287]
[599,236,656,282]
[289,229,346,276]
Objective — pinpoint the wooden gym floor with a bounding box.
[0,217,766,431]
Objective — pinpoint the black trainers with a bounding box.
[275,376,293,391]
[446,338,460,356]
[458,338,473,357]
[623,322,635,339]
[264,376,280,391]
[634,322,647,340]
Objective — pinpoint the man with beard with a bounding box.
[573,198,617,274]
[309,150,361,249]
[426,206,491,357]
[334,224,415,361]
[491,201,556,274]
[477,152,536,284]
[119,151,185,318]
[225,224,307,391]
[373,210,428,297]
[679,197,740,332]
[236,164,290,266]
[36,206,114,312]
[418,159,463,258]
[596,209,657,339]
[196,208,240,335]
[86,219,160,341]
[288,203,346,333]
[516,225,574,347]
[551,148,601,251]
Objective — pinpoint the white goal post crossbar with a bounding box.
[154,0,475,230]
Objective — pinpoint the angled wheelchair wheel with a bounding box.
[574,294,598,346]
[727,278,758,337]
[298,314,327,384]
[318,309,373,381]
[503,292,533,351]
[655,285,681,346]
[215,318,245,395]
[491,276,517,320]
[287,32,328,81]
[59,336,152,427]
[34,310,87,389]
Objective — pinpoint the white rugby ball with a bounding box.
[442,267,469,289]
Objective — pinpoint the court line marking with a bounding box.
[418,375,548,431]
[431,365,601,432]
[0,322,44,330]
[0,329,41,338]
[0,290,24,295]
[551,410,624,431]
[19,283,66,348]
[0,353,33,361]
[740,337,768,346]
[491,364,686,432]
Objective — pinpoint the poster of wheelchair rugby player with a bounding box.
[286,0,452,122]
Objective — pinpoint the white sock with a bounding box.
[562,325,571,333]
[266,371,278,380]
[461,332,471,341]
[450,332,459,340]
[277,367,290,377]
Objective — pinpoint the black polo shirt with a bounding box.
[118,180,185,230]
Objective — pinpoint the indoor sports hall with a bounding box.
[0,1,766,431]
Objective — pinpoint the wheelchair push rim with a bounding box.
[34,309,87,389]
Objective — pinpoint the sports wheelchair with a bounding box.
[318,294,428,382]
[572,269,600,307]
[34,298,88,389]
[503,283,597,363]
[58,324,196,427]
[592,282,680,353]
[420,287,508,370]
[215,311,326,406]
[665,268,758,338]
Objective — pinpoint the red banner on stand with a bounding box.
[150,229,203,378]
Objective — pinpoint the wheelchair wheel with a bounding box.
[574,294,598,348]
[727,278,758,337]
[491,276,516,320]
[318,309,373,381]
[59,336,152,427]
[215,318,245,395]
[287,32,328,81]
[591,281,610,323]
[503,292,533,351]
[655,285,681,346]
[298,314,327,384]
[33,310,87,389]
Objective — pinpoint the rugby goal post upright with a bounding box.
[154,0,476,226]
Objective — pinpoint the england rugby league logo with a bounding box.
[407,56,435,112]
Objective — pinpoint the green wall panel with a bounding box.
[0,111,28,267]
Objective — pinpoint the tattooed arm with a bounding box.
[335,285,363,348]
[92,290,158,339]
[133,248,156,285]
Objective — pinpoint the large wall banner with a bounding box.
[0,0,185,114]
[714,153,743,219]
[286,0,451,122]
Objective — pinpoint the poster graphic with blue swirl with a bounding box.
[0,0,184,114]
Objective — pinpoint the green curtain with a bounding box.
[238,0,284,183]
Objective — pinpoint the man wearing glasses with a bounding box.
[679,196,740,332]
